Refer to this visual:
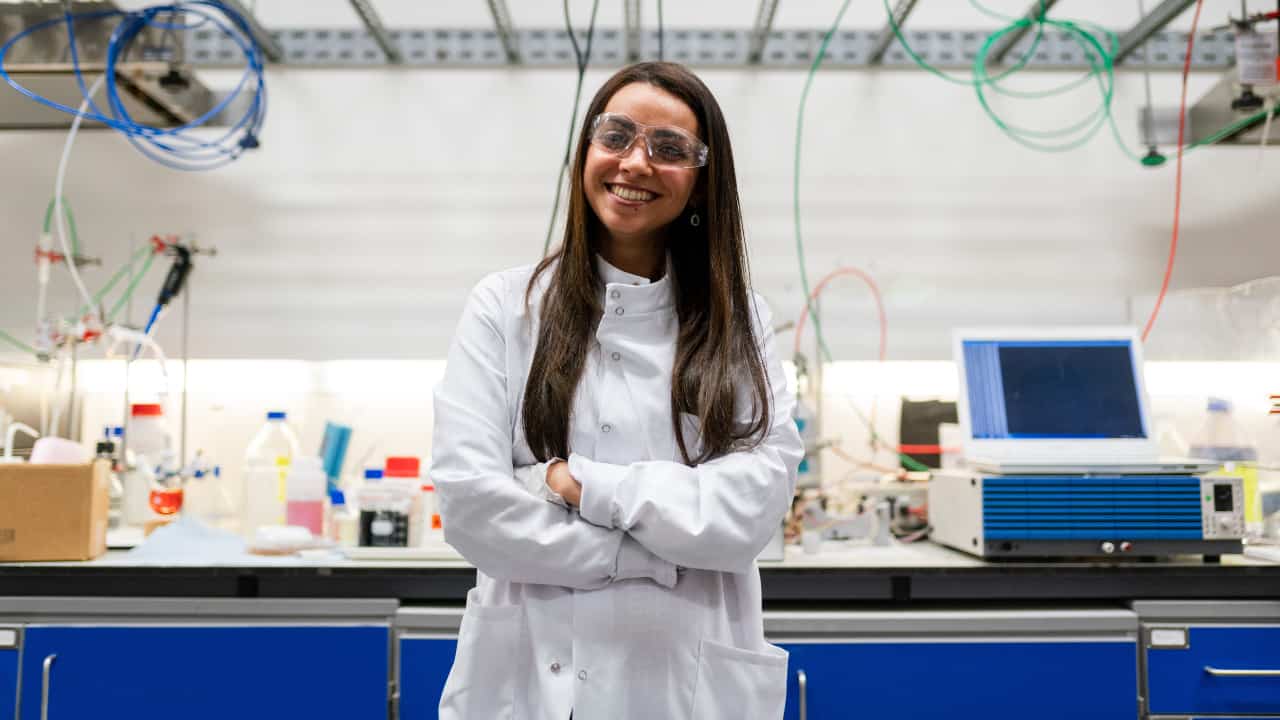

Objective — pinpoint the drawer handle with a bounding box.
[1205,666,1280,678]
[41,654,57,720]
[797,669,807,720]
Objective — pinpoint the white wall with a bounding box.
[2,0,1279,363]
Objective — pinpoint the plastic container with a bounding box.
[123,403,172,525]
[385,457,423,546]
[357,482,412,547]
[241,410,301,538]
[127,404,171,460]
[285,456,326,536]
[1189,398,1261,536]
[98,440,124,530]
[420,481,443,544]
[1258,401,1280,539]
[329,489,358,547]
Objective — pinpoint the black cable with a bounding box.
[542,0,602,257]
[657,0,664,61]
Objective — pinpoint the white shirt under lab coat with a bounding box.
[431,254,803,720]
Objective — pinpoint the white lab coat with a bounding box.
[431,254,803,720]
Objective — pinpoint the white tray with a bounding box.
[342,544,463,561]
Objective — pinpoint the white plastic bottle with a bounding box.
[241,410,300,538]
[123,403,172,525]
[285,456,327,537]
[1258,404,1280,538]
[420,481,444,546]
[329,489,359,547]
[1189,398,1261,536]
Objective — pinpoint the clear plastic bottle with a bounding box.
[1190,398,1261,536]
[420,481,444,545]
[97,439,124,530]
[1258,403,1280,538]
[123,404,172,526]
[241,410,301,538]
[329,489,358,547]
[285,456,327,536]
[385,456,423,546]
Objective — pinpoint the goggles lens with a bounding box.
[590,113,708,168]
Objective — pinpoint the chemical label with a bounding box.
[1236,29,1279,86]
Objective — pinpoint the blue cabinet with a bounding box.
[1,649,16,720]
[17,625,389,720]
[1147,626,1280,716]
[398,637,458,720]
[779,640,1137,719]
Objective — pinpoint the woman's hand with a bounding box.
[546,459,582,507]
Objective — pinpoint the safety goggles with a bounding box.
[589,112,709,169]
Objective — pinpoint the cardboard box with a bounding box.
[0,460,110,562]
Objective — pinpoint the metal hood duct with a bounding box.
[0,1,223,129]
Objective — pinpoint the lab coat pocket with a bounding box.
[690,638,789,720]
[438,589,526,720]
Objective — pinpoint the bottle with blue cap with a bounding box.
[1190,397,1261,536]
[241,410,301,538]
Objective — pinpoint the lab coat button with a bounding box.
[578,670,588,681]
[601,424,612,433]
[615,307,625,316]
[611,352,621,361]
[550,662,561,673]
[610,290,621,300]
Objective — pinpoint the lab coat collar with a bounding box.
[594,252,675,315]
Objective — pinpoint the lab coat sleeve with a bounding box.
[571,295,803,573]
[432,272,677,590]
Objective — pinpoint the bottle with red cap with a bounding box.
[123,403,173,526]
[384,456,424,546]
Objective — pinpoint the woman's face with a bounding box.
[583,82,701,247]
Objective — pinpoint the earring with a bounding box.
[689,211,701,227]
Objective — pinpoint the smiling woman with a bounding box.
[430,62,803,720]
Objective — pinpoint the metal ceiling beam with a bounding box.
[985,0,1061,64]
[349,0,402,64]
[485,0,520,64]
[1115,0,1197,64]
[748,0,781,64]
[868,0,919,65]
[624,0,641,62]
[219,0,284,63]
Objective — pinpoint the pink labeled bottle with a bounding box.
[285,456,327,536]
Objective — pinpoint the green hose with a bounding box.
[0,328,37,357]
[67,244,155,320]
[42,196,81,258]
[893,0,1270,162]
[107,251,157,322]
[883,0,1144,159]
[795,0,930,473]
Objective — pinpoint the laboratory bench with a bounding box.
[2,544,1280,718]
[0,540,1278,604]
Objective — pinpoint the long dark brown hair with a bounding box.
[522,62,771,466]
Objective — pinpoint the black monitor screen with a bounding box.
[964,340,1146,440]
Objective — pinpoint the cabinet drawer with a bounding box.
[19,625,389,720]
[1,649,15,720]
[398,637,457,720]
[783,639,1137,720]
[1148,626,1280,715]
